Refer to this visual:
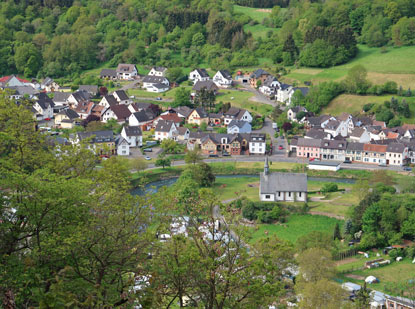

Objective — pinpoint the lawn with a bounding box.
[215,176,260,201]
[251,214,343,243]
[216,90,274,117]
[284,45,415,87]
[233,5,272,22]
[337,259,415,296]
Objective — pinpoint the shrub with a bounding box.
[321,183,338,194]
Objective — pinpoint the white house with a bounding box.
[386,143,408,166]
[155,120,178,141]
[42,77,60,92]
[33,100,53,120]
[99,95,118,109]
[128,111,155,131]
[116,64,138,80]
[101,104,131,124]
[121,126,142,147]
[349,128,371,143]
[116,136,130,156]
[142,76,169,92]
[287,106,307,122]
[67,90,91,108]
[259,75,280,97]
[324,119,348,137]
[227,120,252,134]
[276,85,309,105]
[213,70,232,88]
[249,133,266,155]
[113,90,131,104]
[224,107,253,125]
[148,67,167,77]
[189,68,210,84]
[260,158,307,202]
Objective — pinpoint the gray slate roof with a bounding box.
[387,143,406,153]
[192,80,218,91]
[228,119,249,129]
[155,120,174,132]
[100,69,117,77]
[53,91,70,103]
[260,172,307,193]
[250,69,269,79]
[194,68,209,78]
[114,90,129,101]
[142,76,168,84]
[78,130,114,143]
[123,125,142,137]
[79,85,98,94]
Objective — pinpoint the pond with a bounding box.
[131,174,356,196]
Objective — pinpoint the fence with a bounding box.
[334,248,358,261]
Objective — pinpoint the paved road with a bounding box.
[236,81,277,106]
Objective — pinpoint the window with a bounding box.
[265,195,270,199]
[288,192,291,197]
[278,192,281,197]
[299,192,302,197]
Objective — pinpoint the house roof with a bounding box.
[194,107,208,118]
[297,138,322,148]
[71,90,91,103]
[151,66,167,73]
[103,95,118,107]
[155,120,175,132]
[189,131,208,140]
[7,85,38,96]
[100,69,117,77]
[292,87,309,96]
[79,85,98,94]
[36,92,55,109]
[350,127,366,138]
[387,143,406,153]
[53,91,70,103]
[0,75,29,84]
[218,70,232,79]
[131,102,152,111]
[151,83,169,89]
[78,130,114,143]
[91,104,104,115]
[43,77,55,86]
[115,135,129,146]
[159,113,182,123]
[209,112,223,118]
[116,64,137,73]
[305,129,327,140]
[177,127,189,135]
[193,68,209,78]
[262,75,279,87]
[123,125,142,137]
[60,109,79,119]
[325,120,341,130]
[321,139,347,149]
[109,104,131,120]
[114,90,129,101]
[279,83,292,90]
[192,80,218,91]
[173,106,193,118]
[260,172,307,193]
[142,76,168,84]
[307,115,332,127]
[250,69,269,79]
[224,107,241,117]
[373,120,386,128]
[355,116,373,126]
[228,119,249,129]
[132,110,151,122]
[337,112,352,122]
[363,144,388,152]
[74,102,95,115]
[290,106,307,114]
[347,142,364,151]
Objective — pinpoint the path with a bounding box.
[309,211,345,220]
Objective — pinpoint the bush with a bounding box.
[321,183,338,194]
[363,103,374,113]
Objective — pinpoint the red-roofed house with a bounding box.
[362,144,388,164]
[153,113,182,128]
[0,75,30,88]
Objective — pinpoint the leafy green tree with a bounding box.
[184,148,203,165]
[167,67,184,84]
[155,153,171,169]
[14,43,42,76]
[343,65,371,94]
[333,223,341,240]
[172,87,191,108]
[161,139,178,154]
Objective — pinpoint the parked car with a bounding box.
[403,166,412,171]
[223,152,230,156]
[209,154,219,158]
[156,97,162,101]
[378,163,387,167]
[343,159,352,164]
[309,158,315,162]
[278,146,284,150]
[143,148,152,152]
[144,156,151,160]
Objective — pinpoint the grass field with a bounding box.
[234,5,278,39]
[251,214,343,243]
[215,176,259,201]
[284,45,415,87]
[322,94,415,123]
[216,90,274,116]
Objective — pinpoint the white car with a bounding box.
[145,156,151,160]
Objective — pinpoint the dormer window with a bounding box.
[324,143,328,146]
[339,144,343,147]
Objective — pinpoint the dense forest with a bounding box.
[1,0,415,78]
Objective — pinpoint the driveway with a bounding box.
[236,81,276,106]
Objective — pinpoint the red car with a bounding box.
[44,118,51,121]
[278,146,284,150]
[309,158,315,162]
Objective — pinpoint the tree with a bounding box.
[155,154,171,169]
[167,67,184,83]
[333,223,341,240]
[161,139,178,154]
[282,122,292,132]
[297,279,346,309]
[99,86,108,96]
[185,148,203,165]
[130,157,148,172]
[173,87,191,107]
[296,248,335,283]
[14,43,42,76]
[343,65,371,94]
[355,282,370,308]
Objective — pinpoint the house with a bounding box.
[73,101,95,119]
[385,296,415,309]
[116,64,138,80]
[100,69,117,80]
[305,129,332,140]
[235,71,251,84]
[79,85,98,96]
[320,139,347,161]
[209,112,223,126]
[0,75,29,88]
[67,90,91,108]
[155,120,178,141]
[305,115,335,129]
[227,120,251,134]
[324,119,348,137]
[121,125,142,147]
[173,106,193,119]
[250,69,270,88]
[128,110,155,131]
[296,138,322,159]
[362,144,388,165]
[55,109,80,129]
[259,75,280,96]
[213,70,232,88]
[200,135,221,155]
[189,68,210,84]
[349,128,371,143]
[275,83,293,104]
[116,136,130,156]
[224,107,253,125]
[113,90,130,104]
[6,85,39,100]
[52,92,71,106]
[249,133,266,155]
[386,143,408,166]
[289,87,309,105]
[99,95,118,109]
[42,77,60,92]
[76,130,115,155]
[101,104,131,123]
[373,120,387,129]
[91,104,105,119]
[288,106,307,122]
[174,127,190,142]
[260,158,307,202]
[148,66,167,77]
[142,76,169,92]
[345,142,364,162]
[187,108,209,126]
[337,112,354,134]
[200,134,242,156]
[153,113,182,128]
[33,93,54,120]
[192,80,219,96]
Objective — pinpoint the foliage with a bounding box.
[172,87,191,108]
[343,65,371,95]
[241,200,286,223]
[184,148,203,165]
[155,153,171,169]
[321,183,338,194]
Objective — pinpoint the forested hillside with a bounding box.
[1,0,415,79]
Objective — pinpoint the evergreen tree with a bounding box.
[333,223,341,240]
